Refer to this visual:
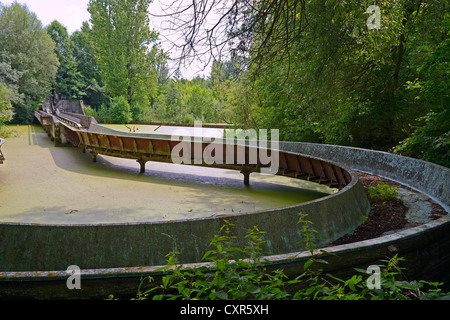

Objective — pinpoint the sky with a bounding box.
[0,0,210,79]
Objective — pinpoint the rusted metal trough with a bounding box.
[34,109,351,189]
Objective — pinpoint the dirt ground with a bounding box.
[331,172,448,246]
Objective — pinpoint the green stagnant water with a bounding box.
[0,125,335,225]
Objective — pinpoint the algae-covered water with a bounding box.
[0,125,334,225]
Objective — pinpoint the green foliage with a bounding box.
[301,254,448,300]
[241,0,448,156]
[393,36,450,167]
[130,101,150,122]
[109,96,132,124]
[0,83,14,123]
[83,104,98,119]
[150,66,254,125]
[46,21,86,100]
[88,0,161,107]
[95,103,111,123]
[0,2,59,123]
[133,220,295,300]
[2,0,447,169]
[137,0,447,163]
[393,111,450,168]
[117,214,448,301]
[0,82,14,135]
[368,182,403,203]
[71,22,109,109]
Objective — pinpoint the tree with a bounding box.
[153,79,184,121]
[151,0,448,160]
[153,0,310,76]
[71,21,108,109]
[0,2,58,123]
[0,52,22,106]
[47,20,86,100]
[393,36,450,167]
[88,0,161,107]
[232,0,448,151]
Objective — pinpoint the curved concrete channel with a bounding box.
[0,126,449,299]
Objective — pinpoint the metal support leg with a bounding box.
[137,159,147,173]
[91,151,97,163]
[241,166,252,186]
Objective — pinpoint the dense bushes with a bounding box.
[109,216,449,301]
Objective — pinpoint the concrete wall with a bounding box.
[55,100,85,115]
[278,142,449,211]
[0,169,369,272]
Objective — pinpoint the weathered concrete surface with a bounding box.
[43,95,85,115]
[275,142,450,287]
[398,188,435,225]
[278,142,449,211]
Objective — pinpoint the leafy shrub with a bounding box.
[83,105,98,119]
[182,113,195,124]
[110,214,449,301]
[393,110,450,168]
[0,83,14,135]
[368,182,403,203]
[130,101,151,122]
[109,96,132,124]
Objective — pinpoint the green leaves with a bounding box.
[0,83,14,125]
[47,20,86,101]
[237,0,448,159]
[108,96,132,124]
[0,2,58,123]
[129,213,449,301]
[88,0,160,107]
[368,182,403,203]
[136,219,293,300]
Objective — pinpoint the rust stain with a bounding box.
[46,273,59,277]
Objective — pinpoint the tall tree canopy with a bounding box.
[243,0,448,151]
[47,20,85,100]
[88,0,161,107]
[70,21,108,109]
[0,2,58,123]
[158,0,448,166]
